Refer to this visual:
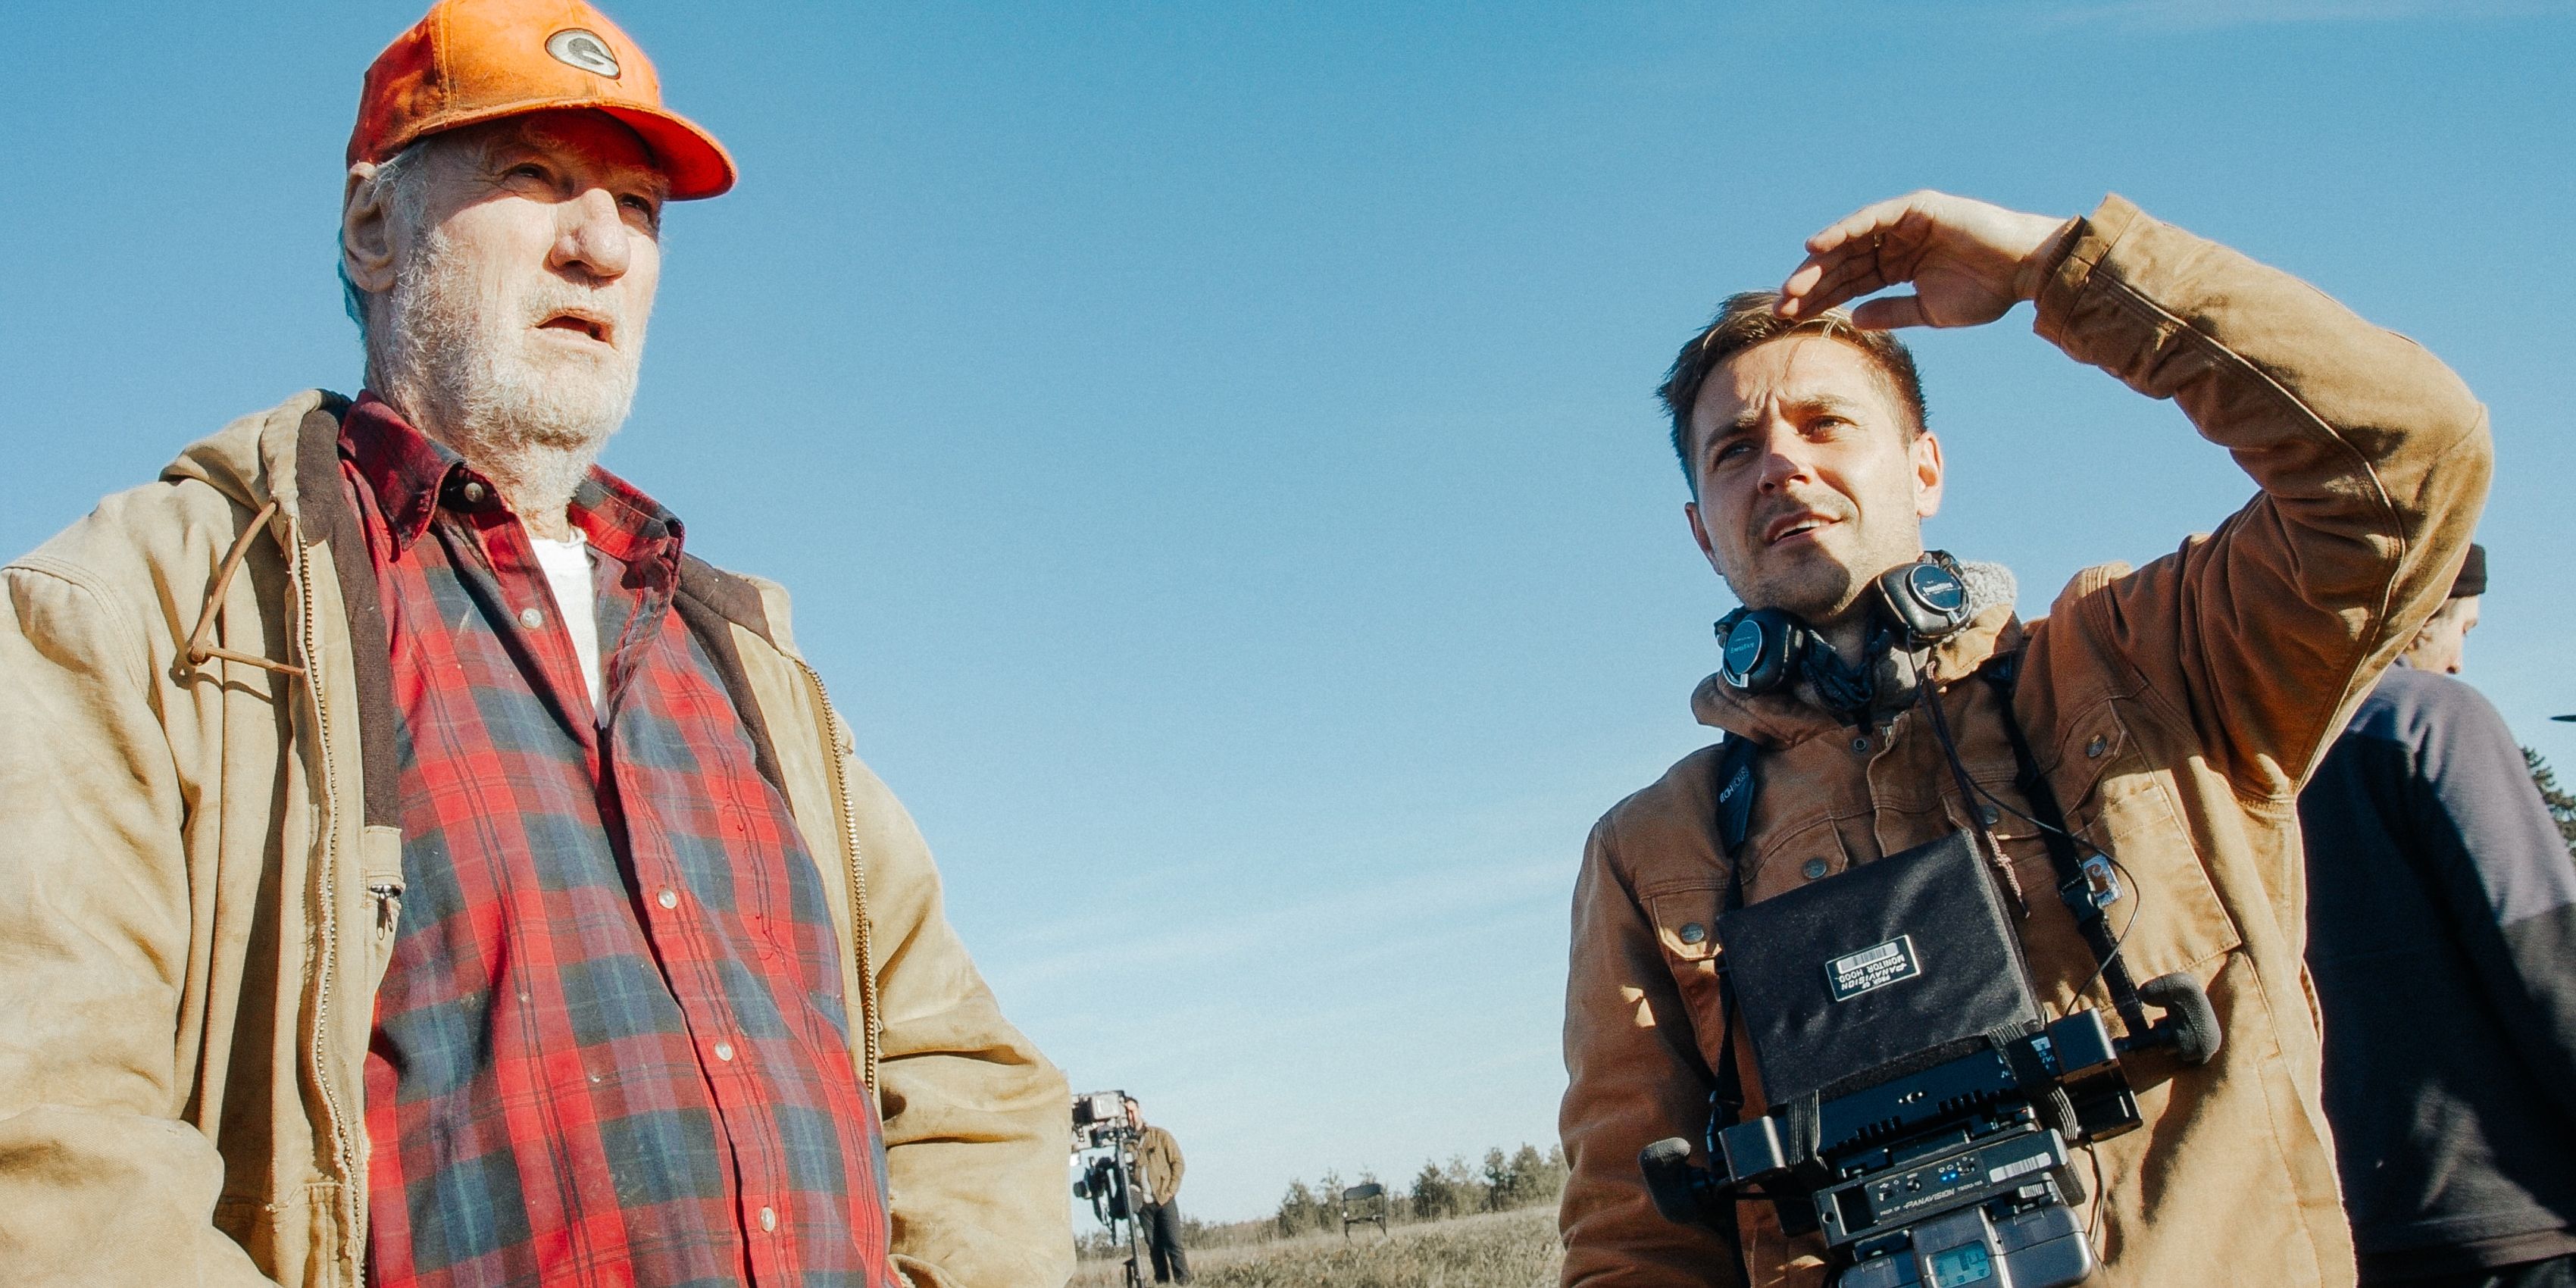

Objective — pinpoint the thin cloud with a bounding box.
[2034,0,2574,29]
[993,853,1571,992]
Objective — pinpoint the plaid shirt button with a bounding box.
[657,887,679,909]
[517,606,543,628]
[760,1206,777,1232]
[714,1040,736,1062]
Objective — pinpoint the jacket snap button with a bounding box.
[1849,736,1870,754]
[1678,922,1707,945]
[1802,858,1830,880]
[2086,735,2109,758]
[460,480,487,504]
[1979,805,2001,826]
[518,606,544,629]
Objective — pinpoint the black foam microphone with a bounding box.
[1638,1137,1715,1227]
[2138,972,2223,1066]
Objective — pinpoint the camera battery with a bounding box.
[1836,1199,2095,1288]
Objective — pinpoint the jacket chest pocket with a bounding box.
[1643,883,1729,1073]
[2043,701,2241,992]
[1640,816,1851,1074]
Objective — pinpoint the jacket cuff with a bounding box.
[2032,192,2149,348]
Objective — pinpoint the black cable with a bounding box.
[2085,1143,2109,1262]
[1952,771,2149,1012]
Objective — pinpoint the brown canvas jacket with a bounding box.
[0,395,1074,1288]
[1558,195,2491,1287]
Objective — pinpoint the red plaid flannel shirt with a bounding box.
[343,396,892,1288]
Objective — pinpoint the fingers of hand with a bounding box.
[1848,294,1929,330]
[1803,195,1918,255]
[1792,248,1902,316]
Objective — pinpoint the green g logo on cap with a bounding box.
[545,28,620,77]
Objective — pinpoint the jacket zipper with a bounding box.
[789,654,883,1099]
[291,527,367,1268]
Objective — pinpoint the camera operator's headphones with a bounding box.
[1714,552,1975,697]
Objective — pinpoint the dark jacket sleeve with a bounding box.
[2399,678,2576,1118]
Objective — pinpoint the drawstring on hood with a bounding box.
[186,499,305,678]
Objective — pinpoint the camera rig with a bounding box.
[1643,983,2215,1287]
[1641,681,2221,1288]
[1071,1089,1148,1288]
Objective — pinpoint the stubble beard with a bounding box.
[370,224,647,515]
[1724,506,1924,655]
[1734,557,1862,627]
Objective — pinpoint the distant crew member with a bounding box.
[1127,1096,1193,1283]
[2303,544,2576,1288]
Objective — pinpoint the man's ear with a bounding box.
[1685,500,1727,579]
[1910,428,1946,520]
[342,161,400,296]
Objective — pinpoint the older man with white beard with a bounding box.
[0,3,1072,1286]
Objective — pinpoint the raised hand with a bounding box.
[1777,191,2076,330]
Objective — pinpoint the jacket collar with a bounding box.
[160,389,338,523]
[159,387,785,650]
[1690,560,2025,750]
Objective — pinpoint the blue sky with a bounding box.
[6,1,2574,1223]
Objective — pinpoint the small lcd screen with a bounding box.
[1928,1243,1995,1287]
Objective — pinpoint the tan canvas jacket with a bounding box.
[1558,196,2491,1287]
[0,395,1074,1288]
[1136,1125,1184,1206]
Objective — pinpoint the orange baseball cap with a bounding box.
[349,0,736,200]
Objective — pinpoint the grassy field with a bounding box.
[1075,1207,1562,1288]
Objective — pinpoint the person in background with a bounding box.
[0,2,1069,1283]
[2303,544,2576,1288]
[1127,1096,1192,1284]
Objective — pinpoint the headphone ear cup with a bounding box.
[1874,557,1973,643]
[1717,608,1805,695]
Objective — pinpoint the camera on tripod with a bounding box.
[1071,1089,1149,1285]
[1072,1091,1138,1218]
[1074,1091,1130,1152]
[1638,830,2220,1288]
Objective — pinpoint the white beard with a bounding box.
[370,224,648,514]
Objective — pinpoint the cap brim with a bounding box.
[596,104,736,201]
[387,98,736,201]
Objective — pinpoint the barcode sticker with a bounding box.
[1824,934,1921,1002]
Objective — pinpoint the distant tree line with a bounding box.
[2529,749,2576,852]
[1086,1150,1564,1261]
[1270,1143,1568,1237]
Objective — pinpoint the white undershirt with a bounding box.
[530,530,605,715]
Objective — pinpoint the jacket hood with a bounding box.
[160,389,345,521]
[1690,558,2025,749]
